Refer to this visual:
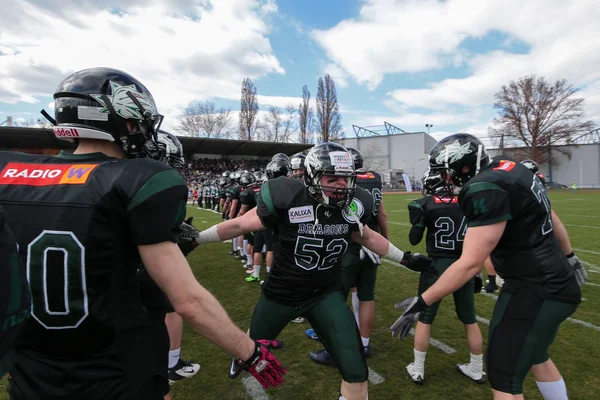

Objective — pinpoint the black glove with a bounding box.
[400,251,437,279]
[390,296,428,339]
[178,217,200,257]
[473,274,483,294]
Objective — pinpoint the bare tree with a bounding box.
[316,74,343,142]
[281,104,297,142]
[361,143,386,171]
[239,78,259,140]
[176,100,232,138]
[298,85,312,144]
[263,106,283,142]
[489,75,595,164]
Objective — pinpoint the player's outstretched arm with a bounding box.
[421,221,505,306]
[140,241,286,388]
[377,199,389,239]
[196,207,265,244]
[352,226,436,278]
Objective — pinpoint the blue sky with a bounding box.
[1,0,599,145]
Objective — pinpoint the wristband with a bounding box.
[384,243,405,263]
[196,225,221,245]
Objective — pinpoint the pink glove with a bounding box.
[238,340,286,389]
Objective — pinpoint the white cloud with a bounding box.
[323,63,349,89]
[314,0,600,115]
[0,0,283,127]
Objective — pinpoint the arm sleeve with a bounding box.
[127,169,189,245]
[408,200,425,226]
[409,225,425,245]
[459,181,512,227]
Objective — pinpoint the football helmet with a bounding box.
[346,147,364,171]
[428,133,490,187]
[265,159,290,180]
[290,153,306,179]
[305,142,356,208]
[520,159,539,174]
[47,67,163,158]
[239,172,258,189]
[254,171,266,182]
[230,171,242,183]
[272,153,290,163]
[144,130,184,169]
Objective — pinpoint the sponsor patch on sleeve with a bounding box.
[493,160,516,172]
[0,163,99,186]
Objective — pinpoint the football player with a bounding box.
[290,153,306,179]
[0,68,284,400]
[0,211,30,378]
[401,168,485,385]
[192,143,435,400]
[309,147,388,364]
[391,133,582,400]
[238,172,262,280]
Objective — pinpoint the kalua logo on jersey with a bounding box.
[288,205,314,223]
[342,198,364,224]
[0,163,98,186]
[493,160,516,172]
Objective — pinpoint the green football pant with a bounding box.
[417,257,476,325]
[249,291,368,383]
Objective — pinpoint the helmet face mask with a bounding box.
[145,130,184,169]
[428,133,490,187]
[48,67,163,158]
[305,143,357,209]
[290,153,306,179]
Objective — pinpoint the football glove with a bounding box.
[360,246,381,265]
[178,217,200,257]
[229,340,286,389]
[390,296,427,339]
[567,253,588,287]
[473,274,483,294]
[400,252,437,279]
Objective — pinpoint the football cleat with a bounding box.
[309,348,336,367]
[168,359,201,384]
[483,282,498,293]
[456,363,486,384]
[245,275,260,283]
[290,317,304,324]
[406,362,424,385]
[363,343,372,359]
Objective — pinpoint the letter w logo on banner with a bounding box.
[0,163,98,186]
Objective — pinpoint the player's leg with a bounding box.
[245,233,260,282]
[264,229,274,274]
[528,299,578,400]
[306,291,368,400]
[406,258,447,384]
[354,255,378,358]
[165,310,200,384]
[452,276,485,383]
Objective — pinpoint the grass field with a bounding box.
[2,190,599,399]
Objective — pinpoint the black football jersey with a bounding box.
[355,171,383,233]
[459,157,580,303]
[408,194,465,258]
[256,177,373,305]
[0,210,31,375]
[240,186,260,209]
[0,150,188,357]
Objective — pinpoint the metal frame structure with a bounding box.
[573,128,600,144]
[352,121,406,138]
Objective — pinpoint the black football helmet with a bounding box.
[290,153,306,179]
[428,133,490,187]
[305,142,357,208]
[239,172,257,189]
[346,147,364,171]
[266,159,290,179]
[144,130,184,169]
[46,67,163,158]
[272,153,290,163]
[520,159,539,174]
[254,171,266,182]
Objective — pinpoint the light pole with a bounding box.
[425,124,433,134]
[412,157,425,187]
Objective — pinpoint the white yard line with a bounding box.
[242,375,270,400]
[409,328,456,354]
[388,221,412,227]
[476,315,490,325]
[564,224,600,229]
[585,282,600,288]
[559,214,600,219]
[368,368,386,385]
[575,248,600,255]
